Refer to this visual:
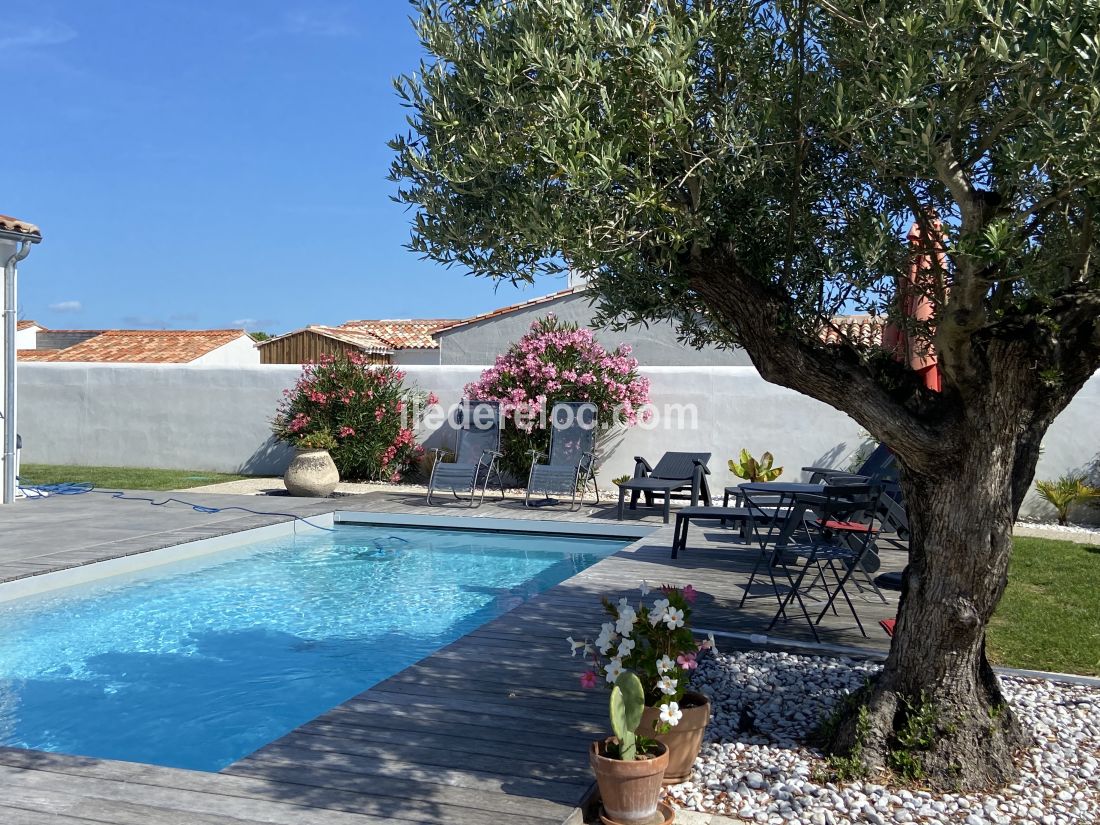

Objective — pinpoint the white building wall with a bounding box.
[192,335,261,365]
[436,291,753,367]
[391,349,442,366]
[16,362,1100,520]
[15,324,38,350]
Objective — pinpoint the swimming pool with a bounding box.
[0,524,627,771]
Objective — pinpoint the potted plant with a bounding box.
[570,582,713,785]
[728,449,783,483]
[283,430,340,497]
[588,670,672,825]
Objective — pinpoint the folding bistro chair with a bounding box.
[426,400,505,507]
[765,484,885,641]
[525,402,599,510]
[805,444,908,543]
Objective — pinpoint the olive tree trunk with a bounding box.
[687,262,1100,789]
[822,412,1040,788]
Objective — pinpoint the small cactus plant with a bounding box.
[728,449,783,483]
[609,670,646,760]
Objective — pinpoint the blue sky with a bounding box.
[3,2,563,333]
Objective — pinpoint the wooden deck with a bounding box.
[0,490,900,824]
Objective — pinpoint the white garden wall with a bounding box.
[15,362,1099,519]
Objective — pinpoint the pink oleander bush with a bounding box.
[273,351,432,482]
[465,315,651,479]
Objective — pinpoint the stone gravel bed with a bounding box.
[667,650,1099,825]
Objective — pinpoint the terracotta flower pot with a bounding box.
[284,448,339,497]
[589,738,669,825]
[638,691,710,784]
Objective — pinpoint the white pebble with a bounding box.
[666,649,1100,825]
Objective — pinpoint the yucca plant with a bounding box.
[728,449,783,483]
[1034,475,1099,526]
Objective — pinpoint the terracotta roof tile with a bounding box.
[21,329,250,363]
[0,214,42,239]
[820,315,885,347]
[305,325,393,353]
[338,319,456,349]
[17,320,42,331]
[17,349,57,361]
[431,288,581,337]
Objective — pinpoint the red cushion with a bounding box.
[819,519,872,532]
[880,618,896,637]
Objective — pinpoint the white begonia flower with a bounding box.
[649,598,670,626]
[566,636,586,657]
[616,637,636,659]
[657,675,678,695]
[664,606,685,630]
[615,606,637,636]
[659,701,683,726]
[595,621,617,654]
[604,658,624,683]
[656,655,675,674]
[640,580,650,596]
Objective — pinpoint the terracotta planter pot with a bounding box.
[589,739,669,825]
[638,691,710,784]
[284,448,339,497]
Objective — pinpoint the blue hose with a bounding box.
[16,480,335,532]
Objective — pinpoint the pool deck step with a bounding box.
[0,490,896,824]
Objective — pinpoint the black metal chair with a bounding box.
[762,484,885,641]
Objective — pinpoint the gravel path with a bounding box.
[668,650,1099,824]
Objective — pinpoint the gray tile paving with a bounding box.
[0,490,899,824]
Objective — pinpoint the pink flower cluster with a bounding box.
[465,317,650,425]
[272,352,432,482]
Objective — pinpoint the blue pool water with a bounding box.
[0,525,625,771]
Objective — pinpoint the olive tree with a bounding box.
[389,0,1100,788]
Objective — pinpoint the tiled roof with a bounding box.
[17,349,55,361]
[339,319,456,350]
[820,315,885,347]
[20,329,250,363]
[431,287,581,337]
[255,325,394,354]
[0,214,42,239]
[17,320,42,331]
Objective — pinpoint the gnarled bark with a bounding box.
[689,257,1096,790]
[823,429,1036,789]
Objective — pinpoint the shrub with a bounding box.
[273,352,433,482]
[1034,475,1099,525]
[728,449,783,483]
[465,315,650,479]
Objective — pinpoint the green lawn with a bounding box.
[988,537,1100,677]
[18,464,254,492]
